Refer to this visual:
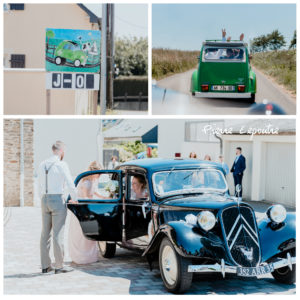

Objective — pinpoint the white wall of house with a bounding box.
[222,134,296,206]
[4,4,98,114]
[158,119,186,158]
[158,120,296,206]
[34,119,101,177]
[158,119,221,159]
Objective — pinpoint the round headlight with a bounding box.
[267,205,287,223]
[197,211,216,231]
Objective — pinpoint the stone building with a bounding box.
[4,119,34,206]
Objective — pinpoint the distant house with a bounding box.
[4,3,100,114]
[103,119,158,144]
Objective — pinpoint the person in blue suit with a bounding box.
[230,147,246,200]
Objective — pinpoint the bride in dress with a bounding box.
[68,161,104,264]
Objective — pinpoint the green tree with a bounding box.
[289,30,296,49]
[250,35,270,53]
[121,141,147,155]
[46,30,55,51]
[114,37,148,76]
[267,30,286,51]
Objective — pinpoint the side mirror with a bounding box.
[249,54,252,60]
[197,56,200,61]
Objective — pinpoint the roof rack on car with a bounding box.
[203,40,247,47]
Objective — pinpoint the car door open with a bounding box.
[67,170,123,241]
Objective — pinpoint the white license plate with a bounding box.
[237,263,274,277]
[212,85,235,91]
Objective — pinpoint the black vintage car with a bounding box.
[67,158,296,293]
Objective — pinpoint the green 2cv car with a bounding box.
[54,40,88,67]
[191,41,256,102]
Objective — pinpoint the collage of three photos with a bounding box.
[2,2,297,295]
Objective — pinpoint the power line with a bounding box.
[115,15,147,30]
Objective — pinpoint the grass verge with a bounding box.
[252,50,296,94]
[152,48,199,80]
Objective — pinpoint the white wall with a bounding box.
[223,134,296,206]
[34,119,101,177]
[158,119,186,158]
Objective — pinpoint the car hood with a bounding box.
[161,194,237,210]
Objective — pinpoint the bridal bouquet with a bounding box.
[105,181,118,198]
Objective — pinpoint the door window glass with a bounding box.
[77,172,120,200]
[129,174,149,201]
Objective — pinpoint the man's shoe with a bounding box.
[42,266,54,273]
[55,266,74,274]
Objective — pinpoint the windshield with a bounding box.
[153,169,227,198]
[203,46,245,62]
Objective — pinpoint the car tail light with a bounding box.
[238,85,245,92]
[201,84,209,92]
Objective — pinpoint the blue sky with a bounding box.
[152,4,296,50]
[85,4,148,38]
[46,28,100,41]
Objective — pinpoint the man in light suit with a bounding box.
[230,147,246,200]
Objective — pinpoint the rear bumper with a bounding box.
[188,252,296,278]
[193,92,251,98]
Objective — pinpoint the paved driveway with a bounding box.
[3,206,295,295]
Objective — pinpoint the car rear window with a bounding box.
[203,47,245,62]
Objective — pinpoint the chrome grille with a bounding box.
[221,205,261,267]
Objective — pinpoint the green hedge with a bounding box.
[114,76,148,97]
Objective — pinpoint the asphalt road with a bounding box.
[4,206,295,295]
[153,67,296,115]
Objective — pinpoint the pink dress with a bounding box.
[68,179,99,264]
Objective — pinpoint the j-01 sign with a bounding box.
[46,72,100,90]
[45,28,101,73]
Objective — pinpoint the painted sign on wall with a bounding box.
[46,28,101,73]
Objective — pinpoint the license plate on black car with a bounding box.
[237,263,274,277]
[212,85,235,91]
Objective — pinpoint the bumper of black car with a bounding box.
[188,252,295,278]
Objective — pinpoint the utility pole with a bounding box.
[106,4,114,109]
[100,3,107,115]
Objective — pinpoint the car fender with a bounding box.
[249,69,256,93]
[143,221,227,260]
[258,212,295,262]
[191,69,199,93]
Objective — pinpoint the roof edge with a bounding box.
[77,3,100,24]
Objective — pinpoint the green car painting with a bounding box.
[45,28,101,73]
[191,41,256,102]
[54,40,88,67]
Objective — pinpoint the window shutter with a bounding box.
[10,4,25,10]
[10,54,25,68]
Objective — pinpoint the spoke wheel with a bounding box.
[161,245,178,285]
[159,237,193,293]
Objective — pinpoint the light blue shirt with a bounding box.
[234,155,241,164]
